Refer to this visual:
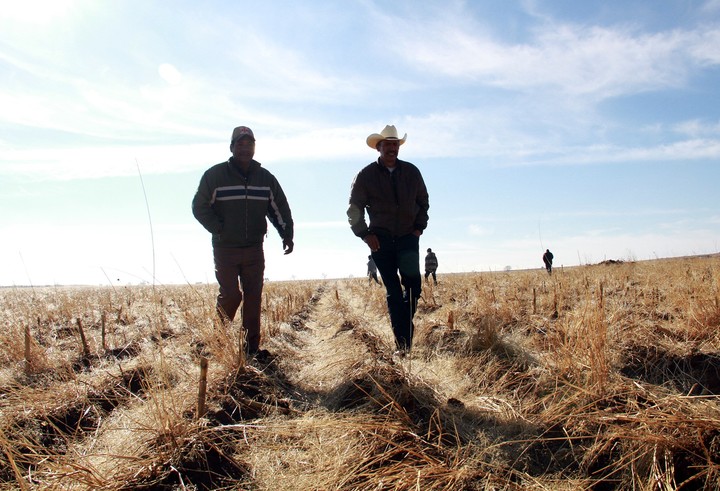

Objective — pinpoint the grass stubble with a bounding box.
[0,255,718,490]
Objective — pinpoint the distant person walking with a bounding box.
[367,255,381,285]
[542,249,554,275]
[347,125,429,355]
[424,248,438,285]
[192,125,294,360]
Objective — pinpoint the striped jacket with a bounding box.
[192,158,293,248]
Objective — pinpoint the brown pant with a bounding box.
[213,245,265,352]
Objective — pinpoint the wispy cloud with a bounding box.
[467,224,493,237]
[388,9,719,99]
[495,138,720,167]
[702,0,720,14]
[0,143,217,180]
[674,119,720,137]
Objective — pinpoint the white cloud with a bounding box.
[674,119,720,137]
[391,14,719,99]
[468,224,492,237]
[0,127,370,181]
[158,63,183,86]
[702,0,720,13]
[494,138,720,167]
[689,28,720,64]
[0,143,219,180]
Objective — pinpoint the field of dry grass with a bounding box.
[1,255,719,490]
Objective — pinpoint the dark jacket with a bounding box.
[425,252,438,271]
[347,159,429,238]
[192,158,293,248]
[543,251,554,265]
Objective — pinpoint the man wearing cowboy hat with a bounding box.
[347,125,429,355]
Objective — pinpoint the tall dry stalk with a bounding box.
[197,357,208,419]
[588,281,610,392]
[76,317,91,359]
[23,324,31,374]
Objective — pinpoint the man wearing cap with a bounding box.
[347,125,429,355]
[192,126,294,360]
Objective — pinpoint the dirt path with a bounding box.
[271,279,397,405]
[242,278,519,491]
[268,279,528,433]
[237,279,429,490]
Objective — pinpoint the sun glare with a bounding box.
[1,0,77,24]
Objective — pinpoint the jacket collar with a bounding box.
[229,157,260,176]
[375,158,403,171]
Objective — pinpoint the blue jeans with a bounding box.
[371,234,421,351]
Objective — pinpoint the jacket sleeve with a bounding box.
[267,176,294,240]
[347,171,370,238]
[414,171,430,232]
[191,172,223,234]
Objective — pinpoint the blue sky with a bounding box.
[1,0,719,286]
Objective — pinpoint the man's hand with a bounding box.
[363,234,380,252]
[283,238,294,255]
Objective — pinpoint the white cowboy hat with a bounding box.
[366,125,407,149]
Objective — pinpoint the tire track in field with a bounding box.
[275,280,518,423]
[276,279,398,404]
[246,280,470,491]
[268,278,496,435]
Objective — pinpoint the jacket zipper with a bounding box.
[390,167,400,237]
[244,176,249,240]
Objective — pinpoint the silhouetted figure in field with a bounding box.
[424,248,438,285]
[367,255,381,285]
[543,249,554,275]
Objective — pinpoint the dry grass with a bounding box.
[1,256,719,490]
